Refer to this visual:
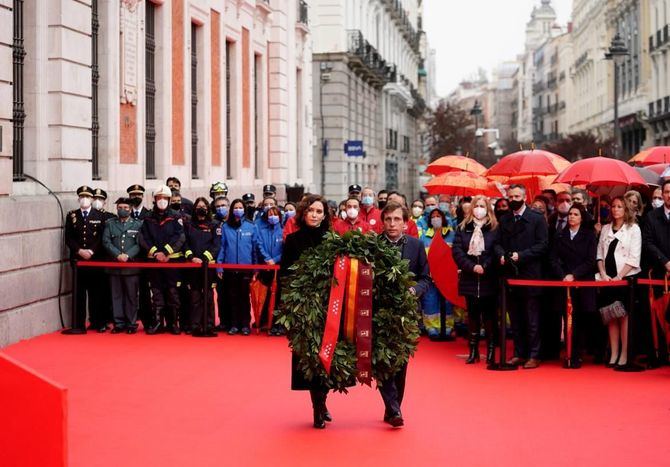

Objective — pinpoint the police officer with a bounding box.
[184,197,221,336]
[138,185,186,334]
[263,184,277,200]
[127,184,152,328]
[92,188,115,326]
[348,184,362,201]
[62,186,107,334]
[92,188,116,221]
[127,184,151,220]
[243,192,257,221]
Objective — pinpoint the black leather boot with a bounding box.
[310,390,327,429]
[486,341,496,364]
[465,333,480,364]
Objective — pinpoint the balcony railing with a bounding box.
[297,0,308,25]
[347,30,394,86]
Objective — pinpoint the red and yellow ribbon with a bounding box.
[319,255,374,386]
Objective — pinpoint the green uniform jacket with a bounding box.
[102,217,143,275]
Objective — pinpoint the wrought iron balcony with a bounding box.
[347,30,392,87]
[297,0,308,25]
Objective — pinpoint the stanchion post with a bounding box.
[622,276,645,372]
[488,279,517,371]
[71,260,78,329]
[193,262,216,338]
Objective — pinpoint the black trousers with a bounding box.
[509,291,541,360]
[223,271,251,329]
[216,276,230,329]
[138,272,153,328]
[148,269,181,328]
[466,295,497,342]
[73,265,104,329]
[377,363,408,416]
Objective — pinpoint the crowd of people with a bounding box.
[63,176,670,374]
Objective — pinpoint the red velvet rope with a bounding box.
[637,278,669,287]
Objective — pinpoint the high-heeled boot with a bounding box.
[465,333,480,364]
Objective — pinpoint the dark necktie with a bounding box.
[82,210,88,220]
[133,210,139,219]
[558,218,565,231]
[514,214,521,223]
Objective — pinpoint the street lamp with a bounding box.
[470,100,482,159]
[605,33,629,159]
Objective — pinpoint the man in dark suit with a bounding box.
[127,184,152,329]
[378,201,431,427]
[63,186,107,334]
[494,184,549,369]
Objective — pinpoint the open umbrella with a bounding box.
[425,155,487,176]
[485,149,570,178]
[628,146,670,166]
[645,163,670,176]
[634,167,662,187]
[555,156,647,187]
[423,171,501,197]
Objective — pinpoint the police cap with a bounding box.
[76,185,94,197]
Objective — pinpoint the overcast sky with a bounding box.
[423,0,572,97]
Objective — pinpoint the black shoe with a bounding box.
[214,324,227,332]
[61,328,86,335]
[126,327,137,334]
[486,343,496,364]
[168,325,181,335]
[465,334,480,364]
[385,411,404,428]
[145,324,164,335]
[322,404,332,422]
[313,410,326,429]
[96,324,108,333]
[111,327,126,334]
[241,327,251,336]
[228,327,239,335]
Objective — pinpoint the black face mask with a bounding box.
[170,203,181,211]
[130,197,142,208]
[195,207,208,218]
[378,200,387,209]
[508,200,524,211]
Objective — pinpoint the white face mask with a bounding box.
[79,197,92,209]
[411,207,423,218]
[156,199,169,210]
[346,208,359,220]
[430,217,442,229]
[339,210,347,220]
[92,199,104,210]
[473,207,487,220]
[557,201,571,215]
[652,198,664,209]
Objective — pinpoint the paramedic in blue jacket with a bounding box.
[255,205,284,334]
[217,198,257,335]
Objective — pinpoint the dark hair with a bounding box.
[193,197,211,220]
[542,189,557,197]
[264,206,281,220]
[568,204,586,220]
[227,198,245,226]
[429,208,446,226]
[533,195,549,206]
[378,189,388,196]
[166,177,181,187]
[296,194,331,231]
[411,199,425,208]
[346,196,361,206]
[494,198,509,210]
[381,201,409,222]
[662,179,670,192]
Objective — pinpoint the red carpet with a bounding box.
[2,333,670,467]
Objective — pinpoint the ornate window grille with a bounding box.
[145,1,156,179]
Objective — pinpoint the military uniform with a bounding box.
[127,184,153,327]
[102,213,143,332]
[93,188,115,326]
[64,186,106,333]
[138,206,185,334]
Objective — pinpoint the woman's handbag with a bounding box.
[599,300,627,325]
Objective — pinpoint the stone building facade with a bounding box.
[0,0,313,346]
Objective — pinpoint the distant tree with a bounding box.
[543,132,615,161]
[428,101,475,160]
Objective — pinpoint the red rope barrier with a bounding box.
[637,278,669,287]
[75,260,279,271]
[507,279,628,288]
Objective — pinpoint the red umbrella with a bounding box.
[555,156,647,187]
[485,149,570,178]
[423,171,501,197]
[426,155,487,176]
[628,146,670,166]
[646,163,670,176]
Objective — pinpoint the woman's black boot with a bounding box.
[486,341,496,364]
[465,333,480,364]
[310,390,327,428]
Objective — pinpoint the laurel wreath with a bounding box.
[275,231,420,392]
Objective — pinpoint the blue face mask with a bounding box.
[216,206,228,218]
[263,205,271,213]
[439,202,450,212]
[284,210,296,219]
[361,195,374,206]
[268,215,280,225]
[425,205,436,214]
[233,208,245,219]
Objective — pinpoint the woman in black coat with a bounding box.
[280,195,334,429]
[452,195,501,365]
[549,204,597,368]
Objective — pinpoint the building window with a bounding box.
[225,40,233,179]
[254,54,261,179]
[191,23,198,179]
[145,1,156,179]
[92,0,100,179]
[12,0,25,181]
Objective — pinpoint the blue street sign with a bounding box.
[344,140,364,157]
